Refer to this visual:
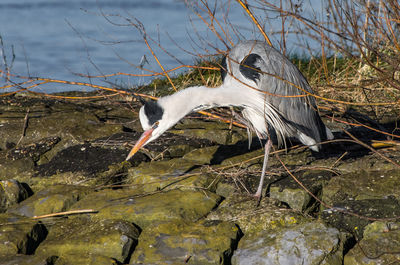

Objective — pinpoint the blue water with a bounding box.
[0,0,323,93]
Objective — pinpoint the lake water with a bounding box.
[0,0,323,93]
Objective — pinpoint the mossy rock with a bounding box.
[71,188,222,229]
[321,170,400,238]
[344,221,400,265]
[0,157,35,181]
[0,254,54,265]
[34,218,139,264]
[322,170,400,204]
[232,221,347,265]
[7,184,92,217]
[321,198,400,239]
[0,108,123,151]
[220,148,264,167]
[0,213,47,256]
[207,194,308,234]
[269,170,332,212]
[0,179,31,213]
[170,119,247,145]
[53,255,119,265]
[130,220,241,264]
[126,146,219,193]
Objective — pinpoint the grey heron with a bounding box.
[126,40,333,199]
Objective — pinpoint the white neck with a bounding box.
[158,85,249,121]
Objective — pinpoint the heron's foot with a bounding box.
[253,192,262,207]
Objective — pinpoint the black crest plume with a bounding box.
[144,99,164,125]
[239,53,262,82]
[220,56,228,82]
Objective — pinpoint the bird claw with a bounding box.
[253,193,262,207]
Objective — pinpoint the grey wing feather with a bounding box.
[257,45,328,142]
[231,40,328,143]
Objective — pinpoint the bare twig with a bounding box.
[16,108,30,147]
[32,209,98,219]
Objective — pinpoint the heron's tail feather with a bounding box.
[325,127,334,140]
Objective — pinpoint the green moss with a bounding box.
[131,219,241,264]
[71,189,222,229]
[7,184,92,217]
[0,213,46,256]
[344,221,400,265]
[35,218,139,264]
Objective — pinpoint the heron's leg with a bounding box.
[254,139,272,199]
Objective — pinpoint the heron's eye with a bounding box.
[152,121,159,129]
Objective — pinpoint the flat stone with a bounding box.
[322,170,400,204]
[35,218,139,264]
[0,254,53,265]
[0,213,47,256]
[104,132,214,160]
[0,179,30,212]
[7,184,92,217]
[54,255,119,265]
[126,147,219,193]
[71,188,222,229]
[170,119,247,145]
[130,220,241,264]
[269,170,332,212]
[207,194,308,234]
[321,170,400,238]
[232,221,346,265]
[0,157,35,181]
[344,221,400,264]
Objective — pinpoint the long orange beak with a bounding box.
[126,128,154,160]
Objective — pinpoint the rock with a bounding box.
[170,119,247,145]
[0,254,54,265]
[232,221,347,265]
[0,157,35,180]
[207,194,308,234]
[344,221,400,264]
[54,255,119,265]
[126,146,219,193]
[323,170,400,204]
[36,143,139,178]
[34,218,139,264]
[104,132,215,160]
[7,184,92,217]
[0,179,30,212]
[0,213,47,256]
[322,198,400,239]
[321,170,400,237]
[5,137,60,162]
[334,152,400,173]
[130,220,241,264]
[182,146,219,164]
[269,170,332,212]
[219,148,264,167]
[71,188,222,228]
[0,104,123,155]
[215,182,238,198]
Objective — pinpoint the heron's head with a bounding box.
[126,99,178,160]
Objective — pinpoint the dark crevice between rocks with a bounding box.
[122,236,138,264]
[224,224,244,265]
[23,222,48,255]
[20,182,34,198]
[342,235,357,257]
[45,256,59,265]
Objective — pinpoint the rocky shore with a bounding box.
[0,92,399,264]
